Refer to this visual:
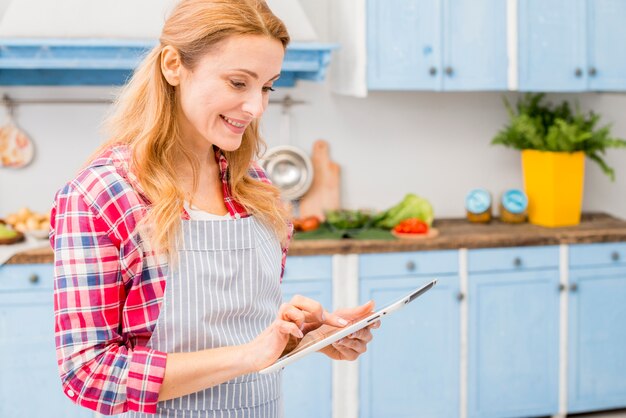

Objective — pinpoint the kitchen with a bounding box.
[1,0,626,417]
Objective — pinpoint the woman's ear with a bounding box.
[161,45,182,86]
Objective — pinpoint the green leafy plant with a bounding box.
[492,93,626,180]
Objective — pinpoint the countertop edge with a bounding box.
[5,213,626,264]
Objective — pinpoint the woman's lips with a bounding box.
[220,115,248,134]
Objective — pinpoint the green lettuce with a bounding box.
[374,194,434,229]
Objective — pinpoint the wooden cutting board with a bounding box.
[299,139,341,220]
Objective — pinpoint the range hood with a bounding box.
[0,0,336,87]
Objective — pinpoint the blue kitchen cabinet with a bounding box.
[586,0,626,90]
[367,0,507,91]
[567,243,626,413]
[442,0,507,90]
[0,264,92,418]
[367,0,441,90]
[519,0,626,91]
[280,256,333,418]
[358,250,460,418]
[467,247,560,418]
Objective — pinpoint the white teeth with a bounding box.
[222,115,245,128]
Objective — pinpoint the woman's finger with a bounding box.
[279,304,306,329]
[335,337,367,354]
[333,300,375,321]
[331,341,363,360]
[288,295,326,322]
[276,319,303,339]
[347,328,373,343]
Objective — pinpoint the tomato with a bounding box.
[393,218,429,234]
[293,216,321,232]
[301,216,321,232]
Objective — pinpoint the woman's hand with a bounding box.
[318,301,380,361]
[244,295,350,372]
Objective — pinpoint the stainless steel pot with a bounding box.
[260,145,313,201]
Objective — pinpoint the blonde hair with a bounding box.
[92,0,291,254]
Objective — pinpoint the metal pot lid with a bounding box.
[260,145,313,201]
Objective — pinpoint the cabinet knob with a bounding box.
[574,68,583,77]
[559,283,566,292]
[588,67,597,77]
[570,283,578,292]
[445,66,454,76]
[513,257,523,268]
[429,66,438,76]
[456,292,465,302]
[29,273,39,284]
[406,261,416,271]
[611,251,620,262]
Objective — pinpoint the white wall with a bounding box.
[1,1,625,220]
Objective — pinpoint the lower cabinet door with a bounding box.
[359,275,460,418]
[568,266,626,413]
[281,278,332,418]
[468,270,560,418]
[0,291,91,418]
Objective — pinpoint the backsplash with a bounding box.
[1,84,625,219]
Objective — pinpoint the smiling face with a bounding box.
[162,34,285,155]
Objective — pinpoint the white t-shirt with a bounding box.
[183,202,232,221]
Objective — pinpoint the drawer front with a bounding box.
[569,242,626,268]
[468,246,559,273]
[0,264,54,292]
[283,256,332,281]
[359,250,458,279]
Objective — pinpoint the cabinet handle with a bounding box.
[588,67,597,77]
[29,273,39,284]
[612,252,621,262]
[429,66,437,76]
[570,283,578,292]
[406,261,416,271]
[456,292,465,302]
[559,283,566,292]
[513,257,523,268]
[445,66,454,76]
[575,68,583,77]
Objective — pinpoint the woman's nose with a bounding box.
[242,91,266,119]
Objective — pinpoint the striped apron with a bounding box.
[125,216,284,418]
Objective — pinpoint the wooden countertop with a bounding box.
[5,213,626,264]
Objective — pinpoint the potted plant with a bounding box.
[492,93,626,227]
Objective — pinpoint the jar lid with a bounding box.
[465,188,492,214]
[501,189,528,214]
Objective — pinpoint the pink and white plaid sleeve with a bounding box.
[52,180,167,415]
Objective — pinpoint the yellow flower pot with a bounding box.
[521,149,585,227]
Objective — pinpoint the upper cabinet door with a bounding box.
[518,0,587,91]
[587,0,626,90]
[443,0,508,90]
[367,0,442,90]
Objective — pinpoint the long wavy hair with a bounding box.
[92,0,291,255]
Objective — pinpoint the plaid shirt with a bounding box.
[50,145,291,415]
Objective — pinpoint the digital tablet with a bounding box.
[259,278,437,375]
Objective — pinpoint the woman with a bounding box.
[50,0,377,417]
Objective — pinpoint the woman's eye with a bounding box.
[262,86,276,93]
[230,81,246,89]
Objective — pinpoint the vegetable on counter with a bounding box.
[0,220,24,245]
[374,193,434,229]
[324,209,373,230]
[292,215,321,232]
[392,218,429,234]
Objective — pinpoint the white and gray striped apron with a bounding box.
[126,216,284,418]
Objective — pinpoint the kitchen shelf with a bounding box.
[0,38,337,87]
